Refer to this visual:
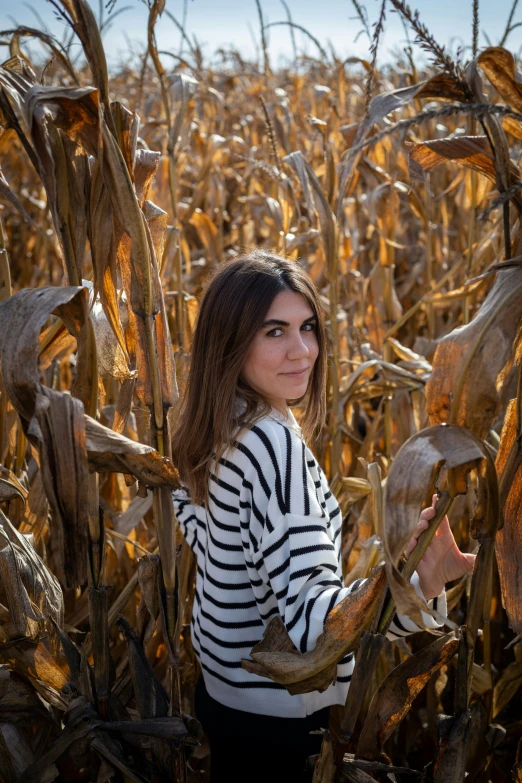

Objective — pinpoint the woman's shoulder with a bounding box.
[232,409,311,468]
[223,395,311,471]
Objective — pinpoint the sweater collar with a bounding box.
[233,393,302,437]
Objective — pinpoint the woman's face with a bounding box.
[239,289,319,413]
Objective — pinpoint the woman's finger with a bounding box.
[419,506,436,522]
[404,518,429,556]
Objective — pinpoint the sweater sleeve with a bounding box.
[172,483,199,553]
[243,422,447,654]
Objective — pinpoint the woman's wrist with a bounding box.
[417,575,445,601]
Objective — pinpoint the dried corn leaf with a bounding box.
[383,425,485,626]
[284,150,336,276]
[89,158,130,367]
[0,509,63,639]
[432,711,472,783]
[477,47,522,113]
[19,472,48,543]
[0,477,24,503]
[117,616,169,719]
[0,665,53,725]
[111,101,139,178]
[357,634,458,758]
[25,85,100,284]
[426,266,522,439]
[502,115,522,140]
[39,323,76,371]
[336,73,466,219]
[134,149,161,206]
[414,72,472,103]
[242,566,386,693]
[0,722,51,783]
[0,287,91,587]
[59,0,111,122]
[409,136,522,212]
[344,536,382,585]
[90,291,132,382]
[311,730,334,783]
[493,653,522,718]
[496,399,522,632]
[84,416,180,487]
[104,122,177,414]
[0,639,68,709]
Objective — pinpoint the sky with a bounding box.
[0,0,520,69]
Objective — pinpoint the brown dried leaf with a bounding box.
[0,665,54,725]
[414,72,472,103]
[477,47,522,113]
[493,653,522,718]
[336,74,465,220]
[39,323,76,371]
[62,134,90,270]
[432,711,472,783]
[0,639,68,706]
[134,149,161,206]
[85,416,180,487]
[143,200,168,271]
[502,115,522,140]
[383,425,486,625]
[241,566,386,693]
[24,85,100,283]
[59,0,112,124]
[116,617,169,719]
[136,553,161,640]
[284,150,336,277]
[357,634,458,758]
[89,158,130,369]
[312,730,335,783]
[409,136,522,212]
[426,265,522,439]
[90,291,132,382]
[496,399,522,632]
[111,101,139,178]
[0,509,63,639]
[104,125,177,413]
[0,722,38,783]
[0,287,91,587]
[19,472,48,543]
[0,477,24,503]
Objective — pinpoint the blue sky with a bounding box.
[0,1,520,68]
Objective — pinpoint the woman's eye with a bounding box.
[267,324,315,338]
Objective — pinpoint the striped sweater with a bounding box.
[172,398,447,717]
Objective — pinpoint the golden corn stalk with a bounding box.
[0,0,521,780]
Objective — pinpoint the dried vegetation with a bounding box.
[0,0,521,780]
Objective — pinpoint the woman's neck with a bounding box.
[266,397,290,418]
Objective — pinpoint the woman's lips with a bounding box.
[281,367,308,376]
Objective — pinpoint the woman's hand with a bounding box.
[404,494,476,600]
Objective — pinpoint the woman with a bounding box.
[171,251,475,783]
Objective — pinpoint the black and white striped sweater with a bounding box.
[172,399,447,717]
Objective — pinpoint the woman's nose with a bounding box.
[287,330,310,358]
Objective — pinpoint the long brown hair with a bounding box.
[171,251,329,506]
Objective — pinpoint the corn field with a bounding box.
[0,0,522,780]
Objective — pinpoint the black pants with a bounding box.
[194,675,330,783]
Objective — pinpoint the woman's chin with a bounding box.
[277,379,309,396]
